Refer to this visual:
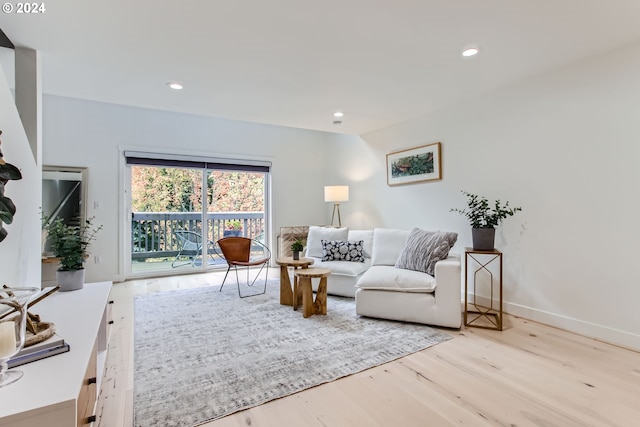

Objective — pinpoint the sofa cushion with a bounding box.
[371,228,411,266]
[347,229,374,258]
[306,226,348,258]
[308,256,371,277]
[356,265,436,293]
[321,240,365,262]
[395,228,458,276]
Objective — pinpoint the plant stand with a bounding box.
[464,247,503,330]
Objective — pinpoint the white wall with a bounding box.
[42,96,333,282]
[0,64,41,287]
[328,41,640,350]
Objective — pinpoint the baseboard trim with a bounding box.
[465,294,640,352]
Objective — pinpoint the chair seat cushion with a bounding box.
[230,257,270,267]
[307,257,371,277]
[355,265,436,293]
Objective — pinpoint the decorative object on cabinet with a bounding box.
[1,285,61,350]
[0,287,39,387]
[387,142,441,186]
[451,191,522,250]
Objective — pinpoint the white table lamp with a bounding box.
[324,185,349,227]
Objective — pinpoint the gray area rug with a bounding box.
[134,280,452,427]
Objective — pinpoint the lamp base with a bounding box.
[330,203,342,227]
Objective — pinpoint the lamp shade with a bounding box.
[324,185,349,203]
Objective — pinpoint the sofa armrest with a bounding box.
[434,255,462,307]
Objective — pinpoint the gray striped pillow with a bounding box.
[395,228,457,276]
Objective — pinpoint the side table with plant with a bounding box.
[451,191,522,250]
[42,216,102,291]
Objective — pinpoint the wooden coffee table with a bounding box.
[294,267,331,318]
[275,257,314,309]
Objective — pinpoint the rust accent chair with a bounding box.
[217,236,271,298]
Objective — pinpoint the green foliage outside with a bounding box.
[130,167,265,257]
[131,167,264,213]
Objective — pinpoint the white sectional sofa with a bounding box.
[303,226,462,328]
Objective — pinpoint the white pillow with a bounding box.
[371,228,411,266]
[306,226,348,258]
[347,229,374,258]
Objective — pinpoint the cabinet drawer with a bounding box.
[77,341,98,426]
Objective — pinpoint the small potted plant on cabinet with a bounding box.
[42,216,102,291]
[451,191,521,251]
[290,239,304,260]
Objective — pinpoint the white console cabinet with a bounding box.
[0,282,113,427]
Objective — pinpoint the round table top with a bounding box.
[294,267,332,278]
[275,257,314,267]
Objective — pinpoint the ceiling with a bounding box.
[1,0,640,135]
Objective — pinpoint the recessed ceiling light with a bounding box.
[462,46,480,57]
[167,82,183,90]
[333,111,344,118]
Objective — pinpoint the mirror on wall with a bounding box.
[41,165,87,256]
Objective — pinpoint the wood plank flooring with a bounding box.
[94,270,640,427]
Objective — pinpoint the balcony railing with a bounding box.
[131,211,264,261]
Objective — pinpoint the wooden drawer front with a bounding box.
[77,341,98,426]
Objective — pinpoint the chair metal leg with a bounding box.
[235,263,269,298]
[220,265,232,292]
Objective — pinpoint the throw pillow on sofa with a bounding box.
[321,240,365,262]
[395,228,458,276]
[306,225,349,258]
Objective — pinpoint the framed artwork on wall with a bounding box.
[386,142,442,186]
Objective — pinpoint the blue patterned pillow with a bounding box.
[321,240,365,262]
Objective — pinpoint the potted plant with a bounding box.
[42,216,102,291]
[290,239,304,260]
[451,191,522,250]
[223,219,243,237]
[0,130,22,243]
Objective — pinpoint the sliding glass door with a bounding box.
[126,155,269,277]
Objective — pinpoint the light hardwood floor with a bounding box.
[95,270,640,427]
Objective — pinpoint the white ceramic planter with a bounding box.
[56,269,85,292]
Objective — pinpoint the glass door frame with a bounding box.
[121,153,271,280]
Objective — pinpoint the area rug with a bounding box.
[133,280,452,427]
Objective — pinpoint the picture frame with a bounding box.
[386,142,442,186]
